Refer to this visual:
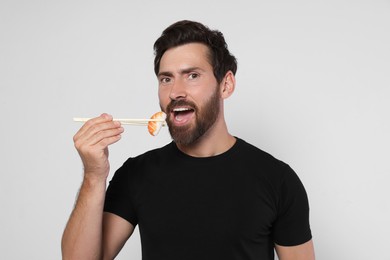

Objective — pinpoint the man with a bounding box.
[62,20,315,260]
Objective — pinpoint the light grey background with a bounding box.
[1,1,389,259]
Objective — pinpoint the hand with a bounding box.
[73,113,124,180]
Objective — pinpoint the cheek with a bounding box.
[158,88,170,107]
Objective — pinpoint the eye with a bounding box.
[160,77,171,84]
[188,73,199,80]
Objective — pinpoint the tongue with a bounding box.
[175,110,193,123]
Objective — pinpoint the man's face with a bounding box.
[157,43,221,145]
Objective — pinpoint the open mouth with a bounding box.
[171,107,195,125]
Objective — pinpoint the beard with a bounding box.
[165,87,221,146]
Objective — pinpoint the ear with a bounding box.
[220,71,236,99]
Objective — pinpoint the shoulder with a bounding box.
[234,137,291,172]
[110,142,175,182]
[233,138,302,188]
[122,141,175,167]
[235,137,280,161]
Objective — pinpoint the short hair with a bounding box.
[153,20,237,84]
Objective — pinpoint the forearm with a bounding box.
[275,240,315,260]
[61,176,107,260]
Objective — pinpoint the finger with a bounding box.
[74,113,113,140]
[75,127,124,160]
[74,116,121,148]
[95,132,123,150]
[74,122,122,154]
[74,113,113,141]
[75,122,123,152]
[83,119,121,141]
[87,125,124,147]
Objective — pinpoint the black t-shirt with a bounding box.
[104,137,312,260]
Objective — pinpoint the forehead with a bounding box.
[159,43,212,71]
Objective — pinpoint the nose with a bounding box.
[169,79,187,100]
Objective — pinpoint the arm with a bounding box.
[275,239,315,260]
[102,212,134,259]
[61,114,131,260]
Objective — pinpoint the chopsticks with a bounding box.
[73,117,166,126]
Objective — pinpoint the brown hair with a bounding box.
[153,20,237,84]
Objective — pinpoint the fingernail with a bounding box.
[101,113,112,119]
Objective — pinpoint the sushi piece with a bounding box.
[148,111,167,136]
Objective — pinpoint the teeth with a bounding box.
[173,107,190,112]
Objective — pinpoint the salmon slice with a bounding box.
[148,111,167,136]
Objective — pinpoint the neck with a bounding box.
[176,118,236,157]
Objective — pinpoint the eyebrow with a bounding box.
[157,67,204,78]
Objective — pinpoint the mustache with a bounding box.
[166,99,197,112]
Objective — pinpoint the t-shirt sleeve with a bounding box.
[104,159,139,226]
[272,165,312,246]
